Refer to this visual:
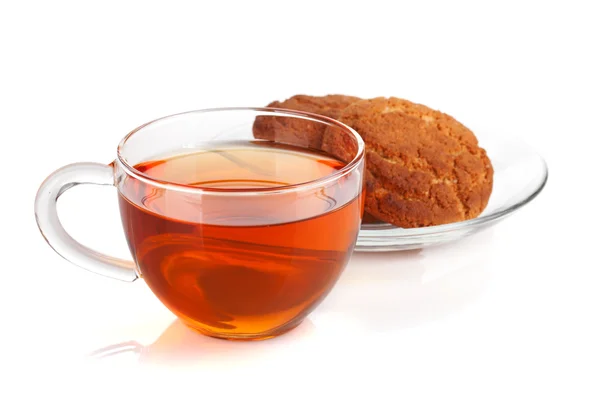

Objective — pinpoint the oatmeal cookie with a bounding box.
[253,94,361,149]
[322,97,493,228]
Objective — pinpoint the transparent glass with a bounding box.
[35,108,365,340]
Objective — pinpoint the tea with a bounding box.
[118,141,363,338]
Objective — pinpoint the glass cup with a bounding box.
[35,108,365,340]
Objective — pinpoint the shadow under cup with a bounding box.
[115,109,365,340]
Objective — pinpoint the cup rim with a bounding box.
[116,107,365,195]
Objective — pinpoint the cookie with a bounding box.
[322,97,493,228]
[361,213,382,224]
[253,94,361,149]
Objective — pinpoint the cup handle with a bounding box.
[34,162,138,282]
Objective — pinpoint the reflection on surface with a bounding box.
[90,317,316,366]
[90,229,494,365]
[315,229,494,329]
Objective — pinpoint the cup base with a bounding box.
[183,318,304,341]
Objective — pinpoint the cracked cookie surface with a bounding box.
[322,97,494,228]
[253,94,361,149]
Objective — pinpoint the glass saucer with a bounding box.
[355,134,548,252]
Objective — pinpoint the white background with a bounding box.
[1,0,599,398]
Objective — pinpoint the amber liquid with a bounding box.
[119,141,363,338]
